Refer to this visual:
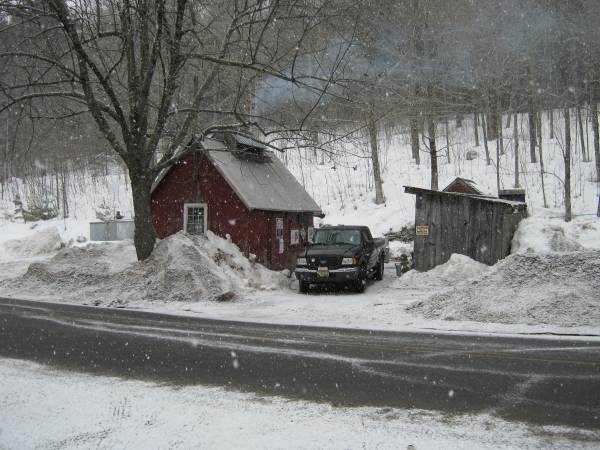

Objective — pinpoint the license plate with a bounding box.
[317,267,329,278]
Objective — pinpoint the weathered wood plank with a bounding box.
[406,186,527,271]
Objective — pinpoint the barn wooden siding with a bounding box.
[405,186,527,271]
[151,151,313,270]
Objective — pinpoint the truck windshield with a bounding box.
[312,229,362,245]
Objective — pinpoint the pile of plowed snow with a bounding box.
[512,216,600,253]
[407,251,600,327]
[397,253,490,288]
[405,216,600,328]
[0,231,286,305]
[1,227,64,258]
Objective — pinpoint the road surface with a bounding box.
[0,297,599,429]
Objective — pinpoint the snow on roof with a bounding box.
[404,186,527,207]
[442,177,484,195]
[206,146,322,214]
[152,136,322,214]
[232,133,267,150]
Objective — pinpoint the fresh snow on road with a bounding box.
[1,358,598,450]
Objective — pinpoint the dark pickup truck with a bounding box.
[294,225,389,293]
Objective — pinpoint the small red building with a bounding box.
[151,132,323,270]
[442,177,484,195]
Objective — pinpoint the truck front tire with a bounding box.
[299,281,310,293]
[374,256,384,281]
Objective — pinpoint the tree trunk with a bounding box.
[528,104,537,163]
[427,115,438,190]
[592,99,600,182]
[474,112,480,147]
[549,109,554,139]
[445,116,451,163]
[538,112,548,208]
[576,106,587,161]
[368,115,385,204]
[61,172,69,219]
[563,108,572,222]
[410,114,420,164]
[527,63,538,162]
[537,111,543,149]
[496,130,501,195]
[487,94,498,141]
[55,172,60,217]
[513,111,519,188]
[130,171,157,260]
[498,107,504,155]
[456,113,463,128]
[481,113,490,165]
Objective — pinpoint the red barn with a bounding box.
[151,132,323,270]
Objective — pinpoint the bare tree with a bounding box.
[563,108,572,222]
[367,110,385,204]
[537,112,548,208]
[1,0,354,259]
[426,113,438,190]
[513,111,519,188]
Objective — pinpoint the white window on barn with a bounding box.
[183,203,207,235]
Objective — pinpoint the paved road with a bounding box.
[1,297,599,429]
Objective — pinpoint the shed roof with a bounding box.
[442,177,484,195]
[404,186,527,208]
[152,136,323,215]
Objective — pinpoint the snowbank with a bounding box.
[512,216,600,254]
[387,240,413,259]
[408,251,600,327]
[0,227,64,258]
[403,216,600,329]
[0,231,286,305]
[397,253,490,288]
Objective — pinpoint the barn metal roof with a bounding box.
[152,137,323,215]
[206,142,322,214]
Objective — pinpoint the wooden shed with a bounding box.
[404,186,527,271]
[151,132,323,270]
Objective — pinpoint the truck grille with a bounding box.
[308,256,341,270]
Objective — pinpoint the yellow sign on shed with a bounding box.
[415,225,429,236]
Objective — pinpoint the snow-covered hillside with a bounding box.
[0,109,599,335]
[282,110,599,236]
[1,109,599,242]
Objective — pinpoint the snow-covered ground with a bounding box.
[1,358,598,450]
[1,213,599,337]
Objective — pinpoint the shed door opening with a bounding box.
[184,203,207,235]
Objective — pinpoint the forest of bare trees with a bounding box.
[1,0,600,259]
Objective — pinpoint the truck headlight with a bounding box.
[341,257,358,265]
[296,257,307,266]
